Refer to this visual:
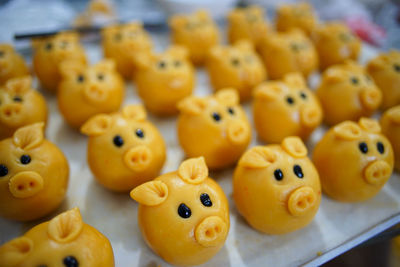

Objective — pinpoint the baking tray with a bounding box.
[1,32,399,267]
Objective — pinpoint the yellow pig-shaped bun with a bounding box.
[380,106,400,171]
[102,22,153,78]
[130,157,229,266]
[206,40,266,101]
[81,105,166,192]
[258,29,318,80]
[0,208,114,267]
[253,73,322,143]
[132,45,195,116]
[367,50,400,110]
[233,137,321,234]
[313,118,394,202]
[312,22,361,70]
[169,10,219,65]
[177,89,251,170]
[276,2,317,36]
[57,59,124,128]
[0,76,47,140]
[317,60,381,125]
[0,123,69,221]
[32,32,87,92]
[227,5,270,47]
[0,44,29,85]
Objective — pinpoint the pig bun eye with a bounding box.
[45,43,52,51]
[231,58,240,67]
[113,135,124,147]
[157,61,166,69]
[97,73,104,81]
[359,142,368,154]
[200,193,212,207]
[293,165,304,178]
[0,164,8,177]
[13,96,23,102]
[114,33,122,41]
[63,255,79,267]
[211,112,221,122]
[178,203,191,218]
[286,96,295,105]
[174,60,182,67]
[135,128,144,138]
[77,75,85,83]
[299,91,307,100]
[0,50,4,57]
[394,64,400,73]
[227,107,235,115]
[350,77,359,85]
[377,142,384,154]
[274,169,284,181]
[20,155,31,165]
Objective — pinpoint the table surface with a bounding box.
[1,32,399,267]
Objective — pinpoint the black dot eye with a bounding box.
[231,58,240,67]
[351,77,359,85]
[200,193,212,207]
[63,256,79,267]
[0,51,4,57]
[359,142,368,154]
[212,112,221,122]
[20,155,31,165]
[113,135,124,147]
[174,60,181,67]
[299,91,307,99]
[377,142,384,154]
[227,107,235,115]
[274,169,284,181]
[45,43,52,51]
[394,64,400,73]
[0,164,8,177]
[158,61,166,69]
[291,43,300,52]
[135,128,144,138]
[114,33,122,41]
[97,73,104,81]
[286,96,295,105]
[293,165,304,178]
[77,75,84,83]
[13,96,23,102]
[178,203,191,218]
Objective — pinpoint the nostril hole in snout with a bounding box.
[206,230,213,237]
[215,226,221,233]
[29,182,34,187]
[17,185,25,191]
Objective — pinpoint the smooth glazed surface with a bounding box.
[233,137,321,234]
[316,60,381,126]
[0,76,47,140]
[130,157,230,266]
[0,123,69,221]
[0,44,29,85]
[380,106,400,171]
[313,118,394,202]
[0,208,114,267]
[177,89,251,170]
[81,105,166,192]
[253,73,322,143]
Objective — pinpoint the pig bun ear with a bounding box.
[207,46,226,61]
[59,60,86,79]
[387,106,400,125]
[130,181,168,206]
[358,117,381,134]
[196,9,211,20]
[13,123,45,150]
[234,40,254,52]
[80,114,112,136]
[323,67,344,84]
[215,88,239,106]
[0,236,33,266]
[167,45,189,60]
[253,82,283,101]
[284,72,306,88]
[366,56,386,72]
[238,146,276,169]
[95,59,116,72]
[333,121,362,140]
[177,96,207,115]
[5,76,32,95]
[228,8,241,22]
[122,105,147,121]
[282,136,308,158]
[101,24,119,38]
[178,157,209,184]
[168,15,186,30]
[131,52,153,70]
[48,208,83,244]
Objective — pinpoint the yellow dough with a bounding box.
[132,45,195,115]
[81,105,166,192]
[57,59,124,128]
[130,157,229,266]
[380,105,400,171]
[0,76,47,140]
[102,22,153,78]
[169,10,219,65]
[311,22,361,70]
[258,29,318,80]
[316,60,381,126]
[276,2,317,36]
[227,5,270,47]
[32,32,87,92]
[206,40,266,101]
[313,118,394,202]
[0,123,69,221]
[0,44,29,85]
[233,137,321,234]
[177,89,251,170]
[0,208,114,267]
[253,73,322,143]
[367,50,400,110]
